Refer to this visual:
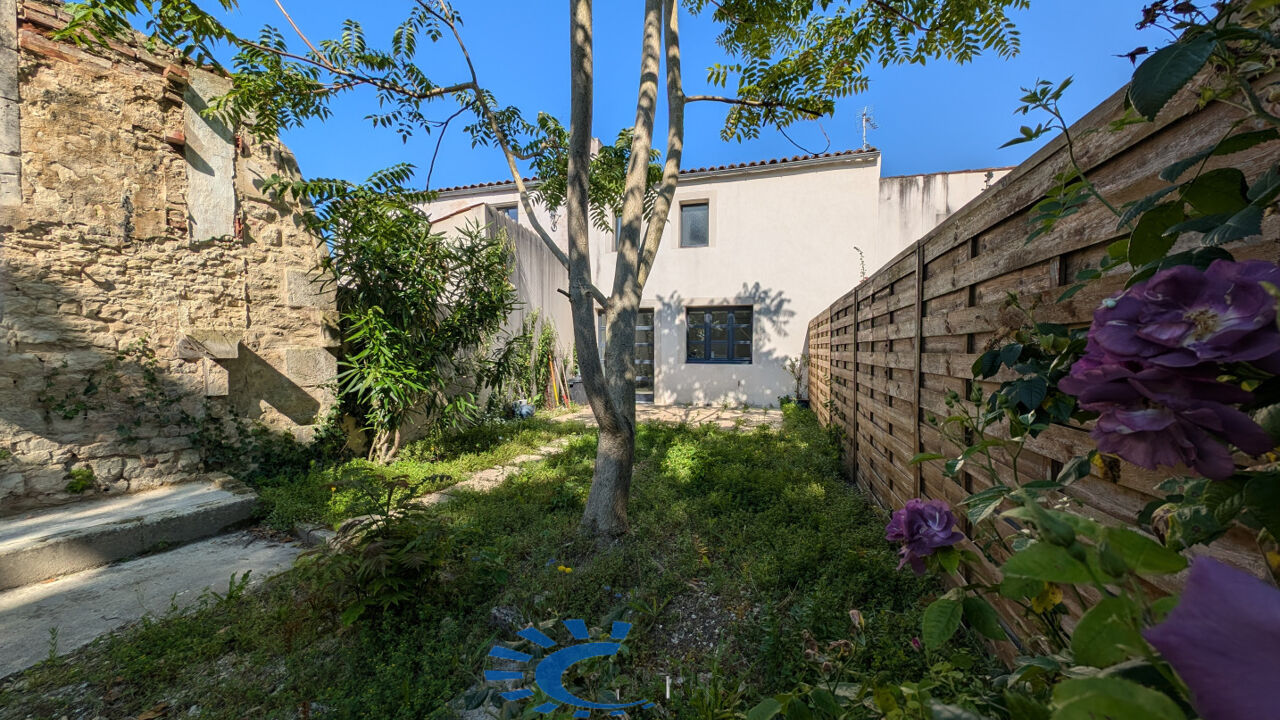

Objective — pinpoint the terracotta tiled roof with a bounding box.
[432,177,536,193]
[679,148,875,175]
[431,147,878,194]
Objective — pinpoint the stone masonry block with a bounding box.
[202,357,229,396]
[284,268,335,309]
[283,347,336,388]
[175,329,241,360]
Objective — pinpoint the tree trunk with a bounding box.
[581,412,635,535]
[562,0,626,536]
[578,0,667,538]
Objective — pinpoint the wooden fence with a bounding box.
[806,80,1280,605]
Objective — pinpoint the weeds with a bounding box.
[0,408,981,720]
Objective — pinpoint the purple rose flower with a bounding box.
[1061,260,1280,479]
[885,498,965,575]
[1144,558,1280,720]
[1059,354,1274,480]
[1090,260,1280,373]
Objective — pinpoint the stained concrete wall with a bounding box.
[0,1,337,512]
[876,168,1009,264]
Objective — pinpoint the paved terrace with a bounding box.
[557,405,784,430]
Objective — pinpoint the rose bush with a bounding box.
[749,5,1280,720]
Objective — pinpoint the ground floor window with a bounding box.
[686,306,752,364]
[598,309,655,401]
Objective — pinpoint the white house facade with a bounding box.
[426,149,1008,407]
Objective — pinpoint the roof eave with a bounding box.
[678,149,879,184]
[430,149,882,198]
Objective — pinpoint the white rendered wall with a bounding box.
[589,154,883,407]
[425,154,1006,407]
[426,204,574,359]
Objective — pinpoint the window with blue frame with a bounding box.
[686,306,752,363]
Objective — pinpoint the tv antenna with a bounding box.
[860,107,878,151]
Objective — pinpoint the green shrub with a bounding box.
[65,467,95,494]
[300,509,451,626]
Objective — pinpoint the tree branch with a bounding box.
[234,35,474,102]
[420,0,607,308]
[425,105,467,191]
[638,0,685,290]
[612,0,663,298]
[866,0,931,33]
[272,0,326,64]
[685,94,824,117]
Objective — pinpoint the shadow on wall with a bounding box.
[224,347,321,426]
[649,282,797,407]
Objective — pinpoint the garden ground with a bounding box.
[0,407,989,720]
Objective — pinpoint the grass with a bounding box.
[252,415,590,531]
[0,407,990,720]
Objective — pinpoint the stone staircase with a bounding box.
[0,478,301,678]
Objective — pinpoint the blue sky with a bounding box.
[198,1,1172,188]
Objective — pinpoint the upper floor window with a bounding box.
[497,204,518,221]
[680,202,709,248]
[686,306,752,364]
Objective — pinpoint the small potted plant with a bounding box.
[784,355,809,408]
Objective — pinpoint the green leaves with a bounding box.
[1002,122,1052,148]
[962,596,1007,641]
[1100,527,1187,576]
[1244,471,1280,541]
[964,485,1010,525]
[1201,204,1263,246]
[529,117,663,236]
[1002,543,1093,584]
[1008,376,1048,412]
[699,0,1031,140]
[1051,677,1186,720]
[291,167,518,459]
[1183,168,1249,216]
[1070,597,1145,668]
[746,697,782,720]
[1128,34,1215,120]
[921,597,964,650]
[1126,202,1184,267]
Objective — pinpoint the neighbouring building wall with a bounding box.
[0,0,338,512]
[875,168,1009,274]
[427,152,1006,409]
[425,204,574,358]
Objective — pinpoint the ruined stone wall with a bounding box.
[0,0,338,512]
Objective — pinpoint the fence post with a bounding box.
[913,246,925,498]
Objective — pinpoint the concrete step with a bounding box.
[0,529,302,679]
[0,478,257,592]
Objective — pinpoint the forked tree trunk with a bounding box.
[563,0,630,536]
[569,0,684,538]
